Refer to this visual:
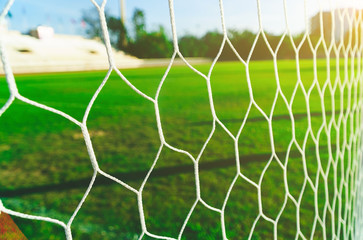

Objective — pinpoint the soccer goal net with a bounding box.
[1,0,363,239]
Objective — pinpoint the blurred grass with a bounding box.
[0,58,360,239]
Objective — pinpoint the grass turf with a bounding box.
[0,59,361,239]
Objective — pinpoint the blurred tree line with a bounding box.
[83,8,353,60]
[83,8,172,59]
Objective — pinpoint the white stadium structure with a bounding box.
[0,26,143,74]
[0,26,209,75]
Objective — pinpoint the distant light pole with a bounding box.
[120,0,128,47]
[120,0,126,25]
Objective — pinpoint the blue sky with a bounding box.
[1,0,362,37]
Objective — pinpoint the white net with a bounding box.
[1,0,363,239]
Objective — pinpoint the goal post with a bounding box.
[1,0,363,239]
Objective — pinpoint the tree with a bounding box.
[202,31,224,58]
[125,9,172,58]
[228,30,256,59]
[82,8,103,40]
[107,16,128,50]
[81,8,128,50]
[179,35,207,57]
[127,26,172,58]
[132,8,146,40]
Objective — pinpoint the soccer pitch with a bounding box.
[0,59,360,239]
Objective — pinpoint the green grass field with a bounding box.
[0,59,361,239]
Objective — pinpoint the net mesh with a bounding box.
[1,0,363,239]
